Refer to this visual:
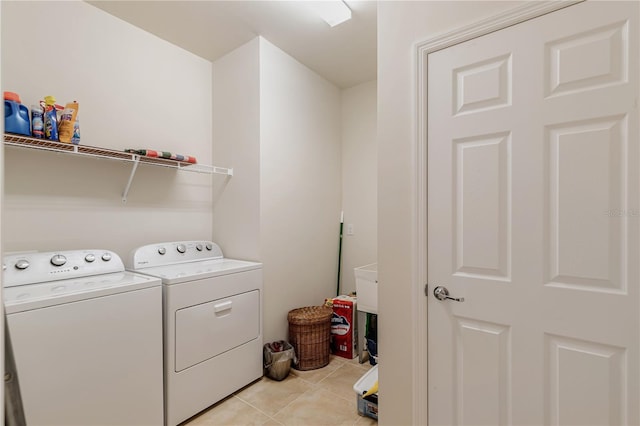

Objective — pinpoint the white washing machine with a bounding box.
[127,241,263,426]
[2,249,164,426]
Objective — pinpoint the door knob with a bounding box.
[433,286,464,302]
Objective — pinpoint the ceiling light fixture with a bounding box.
[310,1,352,27]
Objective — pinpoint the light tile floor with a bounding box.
[182,355,377,426]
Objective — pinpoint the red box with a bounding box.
[327,295,357,359]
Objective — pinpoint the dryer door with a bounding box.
[175,290,260,372]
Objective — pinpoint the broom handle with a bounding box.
[336,211,344,296]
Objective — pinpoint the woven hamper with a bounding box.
[287,306,333,371]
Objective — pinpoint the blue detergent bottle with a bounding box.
[4,91,31,136]
[43,95,59,141]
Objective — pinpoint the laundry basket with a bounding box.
[287,306,333,371]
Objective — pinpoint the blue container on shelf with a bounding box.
[4,92,31,136]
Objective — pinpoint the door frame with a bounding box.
[413,1,582,424]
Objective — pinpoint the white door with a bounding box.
[427,1,639,425]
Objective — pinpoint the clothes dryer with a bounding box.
[128,241,263,426]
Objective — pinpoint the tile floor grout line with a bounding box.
[236,372,337,423]
[265,381,322,423]
[284,366,362,422]
[314,367,362,407]
[319,362,374,405]
[231,394,281,424]
[288,385,363,425]
[184,358,374,425]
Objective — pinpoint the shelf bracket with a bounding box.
[122,157,140,203]
[213,166,233,176]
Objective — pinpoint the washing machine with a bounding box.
[2,249,164,426]
[127,240,263,426]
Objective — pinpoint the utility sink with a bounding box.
[354,263,377,314]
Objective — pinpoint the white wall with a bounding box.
[340,80,377,295]
[1,1,213,258]
[377,1,521,424]
[212,38,261,262]
[212,37,342,343]
[260,38,342,343]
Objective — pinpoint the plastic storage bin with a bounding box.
[353,365,378,420]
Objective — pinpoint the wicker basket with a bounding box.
[287,306,333,371]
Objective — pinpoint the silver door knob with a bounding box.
[433,286,464,302]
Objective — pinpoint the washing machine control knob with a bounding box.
[196,244,203,251]
[158,247,166,255]
[15,259,30,270]
[50,255,67,267]
[85,254,96,263]
[206,243,213,251]
[101,253,112,262]
[177,244,186,254]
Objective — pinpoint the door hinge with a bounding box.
[424,283,428,297]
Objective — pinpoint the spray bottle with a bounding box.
[31,104,44,138]
[71,117,80,145]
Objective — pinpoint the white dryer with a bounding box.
[3,249,164,426]
[128,241,263,426]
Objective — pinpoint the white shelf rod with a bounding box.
[212,166,233,176]
[122,157,141,203]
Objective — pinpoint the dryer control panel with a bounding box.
[3,250,125,287]
[128,241,223,269]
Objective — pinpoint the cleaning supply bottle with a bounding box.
[31,104,44,138]
[58,101,79,143]
[43,95,59,141]
[71,117,80,145]
[4,92,31,136]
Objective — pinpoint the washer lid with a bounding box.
[131,258,262,285]
[3,271,161,314]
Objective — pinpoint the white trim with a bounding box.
[413,1,582,424]
[417,1,581,56]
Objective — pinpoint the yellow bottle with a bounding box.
[58,101,79,143]
[362,380,378,397]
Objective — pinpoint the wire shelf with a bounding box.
[3,133,233,202]
[3,133,231,174]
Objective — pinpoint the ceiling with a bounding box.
[87,1,377,89]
